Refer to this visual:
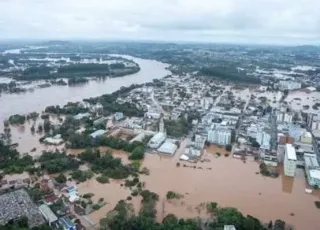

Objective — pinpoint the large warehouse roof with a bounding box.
[157,142,177,155]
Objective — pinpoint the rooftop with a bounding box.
[149,132,166,144]
[285,144,297,161]
[304,154,320,169]
[39,204,58,223]
[90,129,106,138]
[309,169,320,180]
[157,142,177,155]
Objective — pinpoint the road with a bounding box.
[150,90,168,115]
[172,138,190,161]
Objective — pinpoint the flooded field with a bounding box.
[73,146,320,230]
[7,116,65,157]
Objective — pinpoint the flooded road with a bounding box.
[0,56,170,130]
[74,147,320,230]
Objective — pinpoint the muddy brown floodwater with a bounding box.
[73,146,320,230]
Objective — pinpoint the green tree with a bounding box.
[129,146,145,160]
[55,173,67,183]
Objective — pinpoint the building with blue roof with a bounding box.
[59,217,76,230]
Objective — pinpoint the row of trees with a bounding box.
[100,198,289,230]
[18,62,140,80]
[0,216,51,230]
[199,66,261,84]
[68,134,146,160]
[78,148,140,179]
[38,151,80,174]
[0,140,34,174]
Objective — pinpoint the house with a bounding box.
[114,112,124,121]
[90,129,106,138]
[93,117,107,126]
[44,134,63,145]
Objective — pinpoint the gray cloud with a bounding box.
[0,0,319,44]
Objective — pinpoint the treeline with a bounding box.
[0,82,27,94]
[38,151,80,174]
[100,198,289,230]
[45,102,89,115]
[165,117,192,137]
[67,134,145,160]
[0,140,34,174]
[199,66,261,84]
[44,86,144,117]
[21,65,53,79]
[78,148,140,179]
[57,64,110,74]
[0,216,51,230]
[67,78,89,85]
[16,63,140,80]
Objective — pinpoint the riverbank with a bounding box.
[0,55,170,131]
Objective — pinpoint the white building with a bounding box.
[194,134,206,149]
[114,112,124,121]
[157,142,177,155]
[256,131,271,150]
[148,118,166,148]
[277,112,293,123]
[284,144,297,177]
[279,80,301,90]
[224,226,236,230]
[207,129,231,146]
[304,153,320,188]
[148,132,166,148]
[308,114,320,130]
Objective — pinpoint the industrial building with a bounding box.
[148,132,166,148]
[157,142,177,155]
[304,153,320,188]
[39,204,58,226]
[284,144,297,177]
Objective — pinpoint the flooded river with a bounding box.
[1,54,320,229]
[0,56,170,131]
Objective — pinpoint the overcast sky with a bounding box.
[0,0,319,45]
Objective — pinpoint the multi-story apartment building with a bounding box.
[284,144,297,177]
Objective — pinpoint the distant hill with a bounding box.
[43,40,73,46]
